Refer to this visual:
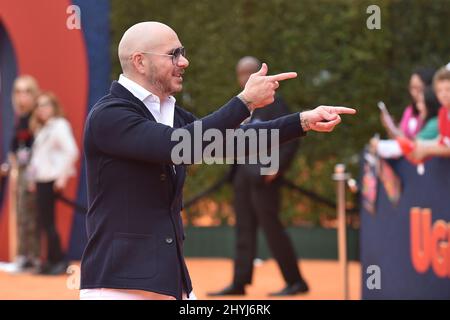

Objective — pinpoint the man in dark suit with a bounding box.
[79,22,356,300]
[209,57,308,297]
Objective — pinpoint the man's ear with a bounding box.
[132,53,146,75]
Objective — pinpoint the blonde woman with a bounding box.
[7,75,41,273]
[28,92,79,275]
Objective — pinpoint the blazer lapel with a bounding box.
[113,80,186,205]
[170,108,189,198]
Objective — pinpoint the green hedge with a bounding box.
[183,226,360,260]
[111,0,450,225]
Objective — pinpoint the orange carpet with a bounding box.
[0,258,361,300]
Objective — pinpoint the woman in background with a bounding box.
[372,86,441,159]
[6,75,41,273]
[28,92,79,275]
[382,67,435,139]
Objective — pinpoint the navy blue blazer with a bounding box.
[80,81,305,299]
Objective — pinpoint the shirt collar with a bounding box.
[118,74,176,106]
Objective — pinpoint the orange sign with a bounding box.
[410,207,450,278]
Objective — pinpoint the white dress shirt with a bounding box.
[118,74,175,128]
[28,117,79,183]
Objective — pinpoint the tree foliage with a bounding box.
[111,0,450,225]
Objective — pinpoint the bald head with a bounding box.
[237,56,261,73]
[118,21,179,74]
[236,56,261,88]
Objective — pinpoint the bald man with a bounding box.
[79,22,356,300]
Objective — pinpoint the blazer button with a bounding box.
[165,237,173,244]
[160,173,166,181]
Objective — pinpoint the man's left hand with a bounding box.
[300,106,357,132]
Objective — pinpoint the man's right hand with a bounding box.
[239,63,297,111]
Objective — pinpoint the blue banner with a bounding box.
[361,155,450,299]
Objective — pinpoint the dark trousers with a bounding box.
[232,171,303,286]
[36,181,64,264]
[16,165,40,260]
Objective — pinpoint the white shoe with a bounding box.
[0,256,29,273]
[0,261,23,273]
